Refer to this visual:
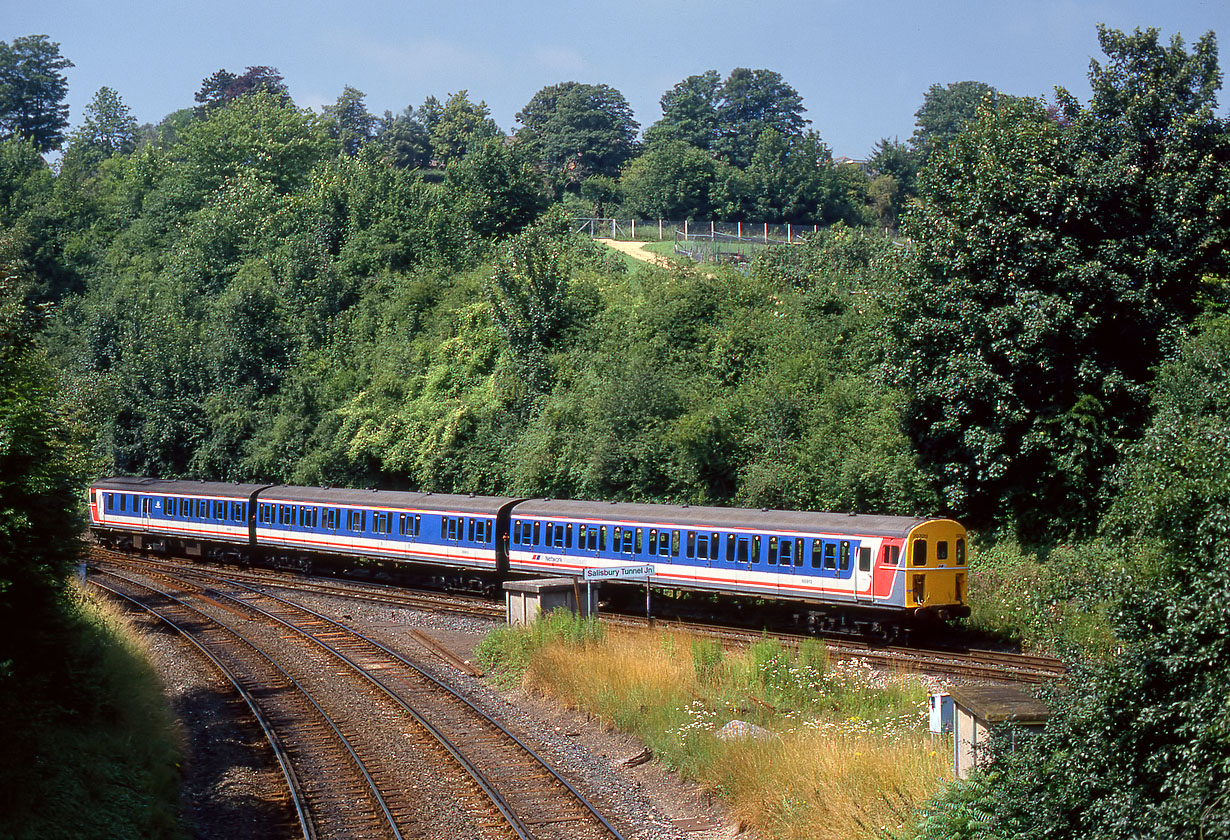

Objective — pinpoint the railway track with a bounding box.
[94,549,1065,685]
[88,556,626,840]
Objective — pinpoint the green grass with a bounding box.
[477,612,949,839]
[0,583,185,840]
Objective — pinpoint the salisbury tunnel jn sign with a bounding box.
[582,564,655,582]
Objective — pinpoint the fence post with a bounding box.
[659,219,663,240]
[788,223,792,243]
[764,222,768,244]
[738,221,742,239]
[711,220,715,239]
[631,218,635,239]
[685,219,689,237]
[612,219,617,239]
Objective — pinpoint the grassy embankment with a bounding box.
[0,582,184,840]
[475,612,949,840]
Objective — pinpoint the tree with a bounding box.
[0,35,73,153]
[619,139,725,219]
[430,91,500,166]
[642,70,721,151]
[915,319,1230,840]
[64,86,138,168]
[910,80,999,163]
[377,106,432,169]
[713,68,808,169]
[0,227,80,675]
[486,211,573,389]
[896,26,1230,540]
[868,137,917,195]
[194,66,290,113]
[325,85,376,156]
[746,130,866,225]
[515,81,639,182]
[443,137,547,238]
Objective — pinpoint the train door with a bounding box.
[854,542,874,601]
[141,496,153,530]
[717,533,753,588]
[374,510,390,555]
[578,522,602,563]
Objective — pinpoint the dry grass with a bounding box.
[711,731,947,839]
[499,619,950,840]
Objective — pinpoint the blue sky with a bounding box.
[9,0,1230,158]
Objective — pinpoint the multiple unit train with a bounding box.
[88,476,970,632]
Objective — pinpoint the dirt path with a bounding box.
[596,238,673,267]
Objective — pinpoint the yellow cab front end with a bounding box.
[904,519,970,619]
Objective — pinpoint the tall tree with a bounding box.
[896,26,1230,540]
[642,70,721,151]
[443,137,548,237]
[74,86,138,159]
[325,85,376,156]
[515,81,639,182]
[377,106,432,168]
[910,80,998,163]
[620,139,727,219]
[713,68,808,169]
[0,35,73,153]
[429,91,500,166]
[0,227,80,674]
[194,65,290,113]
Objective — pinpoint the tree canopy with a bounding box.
[515,81,639,182]
[0,35,73,152]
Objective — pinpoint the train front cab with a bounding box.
[903,519,969,619]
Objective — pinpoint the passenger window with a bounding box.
[823,543,837,570]
[795,538,804,566]
[752,535,761,563]
[913,540,928,566]
[671,530,680,557]
[687,531,696,558]
[768,537,778,565]
[565,523,573,548]
[659,530,670,557]
[599,526,607,551]
[635,528,643,553]
[956,538,965,565]
[839,541,851,571]
[727,534,737,563]
[936,541,949,561]
[711,533,720,560]
[812,539,822,568]
[468,518,475,541]
[533,521,540,545]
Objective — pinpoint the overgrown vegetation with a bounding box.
[1,20,1228,839]
[0,586,184,839]
[476,612,948,839]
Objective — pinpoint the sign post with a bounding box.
[582,564,655,622]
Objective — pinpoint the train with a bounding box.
[87,476,970,634]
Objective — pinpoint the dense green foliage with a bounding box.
[1,22,1228,837]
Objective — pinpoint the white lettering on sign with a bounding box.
[582,564,655,581]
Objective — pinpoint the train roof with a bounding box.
[258,485,519,515]
[511,498,939,538]
[91,476,268,499]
